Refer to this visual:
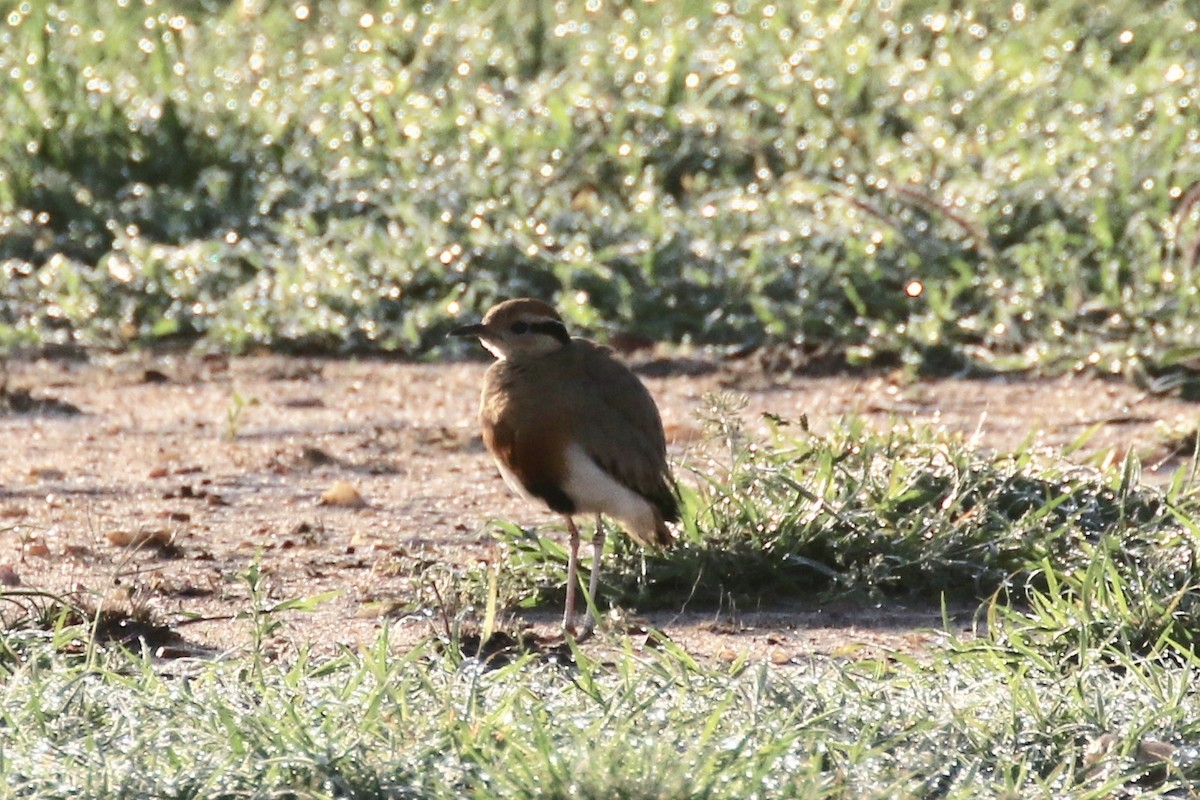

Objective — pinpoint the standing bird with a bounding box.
[451,298,678,637]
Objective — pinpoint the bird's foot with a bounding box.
[560,616,595,643]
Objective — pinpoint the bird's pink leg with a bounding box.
[563,516,581,634]
[579,515,606,638]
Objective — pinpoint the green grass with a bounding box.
[2,0,1200,381]
[2,617,1200,798]
[493,397,1200,656]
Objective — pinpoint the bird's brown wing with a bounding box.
[570,342,679,526]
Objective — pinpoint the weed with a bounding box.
[234,558,339,670]
[482,398,1200,657]
[223,387,258,441]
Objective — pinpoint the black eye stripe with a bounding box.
[506,319,569,343]
[530,320,571,344]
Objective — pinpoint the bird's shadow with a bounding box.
[447,627,576,671]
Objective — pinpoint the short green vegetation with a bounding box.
[2,0,1199,377]
[498,399,1200,657]
[3,590,1200,798]
[5,412,1200,798]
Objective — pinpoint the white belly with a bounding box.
[559,442,658,541]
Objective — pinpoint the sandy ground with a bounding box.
[1,351,1197,664]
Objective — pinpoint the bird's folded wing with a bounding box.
[573,347,677,519]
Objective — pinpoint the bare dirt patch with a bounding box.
[2,353,1196,663]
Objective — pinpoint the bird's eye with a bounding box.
[510,321,530,334]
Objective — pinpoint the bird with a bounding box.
[451,298,679,637]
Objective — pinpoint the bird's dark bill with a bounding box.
[449,323,487,338]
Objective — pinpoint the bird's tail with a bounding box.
[652,516,676,548]
[616,507,677,549]
[628,514,675,549]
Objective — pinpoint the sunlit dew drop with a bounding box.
[446,300,461,315]
[905,280,924,298]
[294,4,309,20]
[573,290,589,305]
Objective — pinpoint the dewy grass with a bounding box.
[1,625,1199,799]
[1,1,1199,376]
[489,398,1200,655]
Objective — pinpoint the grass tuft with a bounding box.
[486,397,1200,657]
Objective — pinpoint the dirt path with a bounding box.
[2,353,1196,663]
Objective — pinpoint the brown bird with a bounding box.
[451,298,678,637]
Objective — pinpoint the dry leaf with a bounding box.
[831,642,867,658]
[106,528,174,548]
[350,531,380,548]
[1137,739,1177,765]
[0,564,21,586]
[29,467,66,481]
[300,446,336,466]
[320,480,365,507]
[356,600,403,618]
[25,540,51,557]
[1082,732,1121,781]
[0,504,27,519]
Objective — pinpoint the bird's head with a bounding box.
[450,298,571,361]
